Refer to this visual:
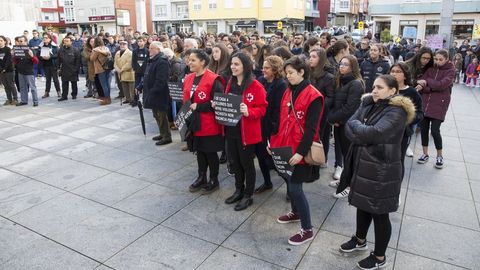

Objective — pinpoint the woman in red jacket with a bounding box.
[270,56,324,245]
[415,49,455,169]
[221,52,267,211]
[184,49,224,194]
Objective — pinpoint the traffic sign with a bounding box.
[358,21,364,30]
[277,21,283,30]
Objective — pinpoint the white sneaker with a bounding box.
[333,188,350,198]
[333,166,343,180]
[406,147,413,157]
[329,180,340,188]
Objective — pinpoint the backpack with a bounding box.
[98,56,114,71]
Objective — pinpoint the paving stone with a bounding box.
[0,140,21,152]
[53,208,155,262]
[44,121,91,135]
[410,159,468,180]
[105,225,216,269]
[5,130,51,144]
[297,230,395,270]
[0,218,98,269]
[114,184,197,223]
[460,137,480,165]
[82,148,146,171]
[8,154,78,178]
[68,126,117,141]
[398,215,480,269]
[55,141,115,162]
[0,169,30,191]
[152,144,198,165]
[1,113,46,124]
[470,181,480,203]
[93,132,143,148]
[99,119,141,131]
[394,251,466,270]
[197,247,286,270]
[408,174,472,200]
[0,180,64,217]
[465,162,480,182]
[118,156,185,182]
[26,135,82,152]
[404,189,479,230]
[72,172,151,206]
[0,146,45,167]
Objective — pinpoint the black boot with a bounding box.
[234,195,253,211]
[201,176,219,195]
[225,189,244,204]
[219,151,227,164]
[189,173,207,192]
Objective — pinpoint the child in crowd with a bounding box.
[453,53,463,84]
[465,57,478,87]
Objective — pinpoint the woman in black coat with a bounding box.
[327,55,365,198]
[339,75,415,270]
[254,55,287,193]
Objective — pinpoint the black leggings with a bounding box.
[420,117,443,150]
[255,141,273,186]
[227,138,256,196]
[356,208,391,257]
[197,151,219,178]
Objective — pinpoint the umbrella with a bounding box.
[135,93,146,136]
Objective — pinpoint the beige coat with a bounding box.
[90,46,111,74]
[114,49,135,82]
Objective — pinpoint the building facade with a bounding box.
[151,0,192,34]
[329,0,368,30]
[0,0,40,39]
[186,0,306,35]
[305,0,320,32]
[369,0,480,42]
[38,0,77,33]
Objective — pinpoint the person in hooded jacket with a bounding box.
[328,55,365,198]
[416,49,455,169]
[57,36,81,101]
[360,43,390,93]
[220,52,268,211]
[338,75,415,270]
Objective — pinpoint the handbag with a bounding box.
[290,94,326,166]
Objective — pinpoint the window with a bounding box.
[306,1,311,10]
[340,0,349,8]
[41,0,55,8]
[155,5,167,17]
[78,8,85,17]
[399,20,418,39]
[224,0,234,8]
[65,7,75,22]
[193,0,202,11]
[90,8,96,16]
[101,7,111,15]
[41,12,56,21]
[64,0,74,6]
[452,20,474,40]
[206,21,218,34]
[208,0,217,9]
[241,0,251,8]
[263,0,272,8]
[176,5,188,18]
[59,12,65,21]
[425,20,439,36]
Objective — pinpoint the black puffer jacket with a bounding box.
[344,94,415,214]
[328,74,364,125]
[138,54,170,111]
[360,58,390,93]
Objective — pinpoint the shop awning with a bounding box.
[236,20,256,27]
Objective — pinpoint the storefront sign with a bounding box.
[402,26,417,39]
[213,93,243,126]
[473,24,480,40]
[89,16,116,21]
[168,81,184,102]
[116,9,130,26]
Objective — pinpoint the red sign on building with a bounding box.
[89,16,116,21]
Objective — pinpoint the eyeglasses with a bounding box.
[390,70,404,74]
[361,43,369,45]
[339,63,350,67]
[421,57,431,61]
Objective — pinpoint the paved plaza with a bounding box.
[0,79,479,270]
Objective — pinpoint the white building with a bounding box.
[369,0,480,42]
[69,0,116,35]
[151,0,192,34]
[0,0,40,40]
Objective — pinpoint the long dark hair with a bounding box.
[208,43,230,74]
[85,37,94,51]
[390,62,412,86]
[406,47,433,80]
[310,48,330,80]
[335,55,365,89]
[93,36,104,48]
[231,52,254,91]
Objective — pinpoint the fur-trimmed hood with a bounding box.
[361,93,416,125]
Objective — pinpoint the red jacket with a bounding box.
[225,79,268,146]
[420,61,455,121]
[270,84,323,165]
[183,69,223,137]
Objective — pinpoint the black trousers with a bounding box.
[227,138,256,196]
[197,151,219,178]
[400,135,410,179]
[254,141,273,186]
[420,117,443,150]
[356,208,391,257]
[44,65,60,93]
[334,126,344,167]
[335,125,352,193]
[61,81,78,98]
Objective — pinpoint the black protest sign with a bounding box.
[168,81,184,102]
[213,93,243,126]
[13,46,29,58]
[174,100,192,141]
[271,146,294,179]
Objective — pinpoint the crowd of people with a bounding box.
[1,27,475,269]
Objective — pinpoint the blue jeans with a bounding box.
[33,63,44,77]
[134,73,143,89]
[97,71,110,97]
[18,74,38,104]
[287,179,312,230]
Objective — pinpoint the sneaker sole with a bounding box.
[339,245,368,253]
[435,164,444,169]
[417,160,428,164]
[277,218,300,224]
[288,236,313,246]
[356,261,387,270]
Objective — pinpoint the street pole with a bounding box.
[439,0,455,49]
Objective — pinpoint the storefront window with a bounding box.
[452,20,474,41]
[399,20,417,38]
[425,20,439,36]
[206,21,218,34]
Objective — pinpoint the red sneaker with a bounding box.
[277,212,300,224]
[288,228,314,246]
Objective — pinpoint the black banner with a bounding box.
[13,46,29,58]
[271,146,294,179]
[168,81,184,102]
[174,100,192,141]
[213,93,243,126]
